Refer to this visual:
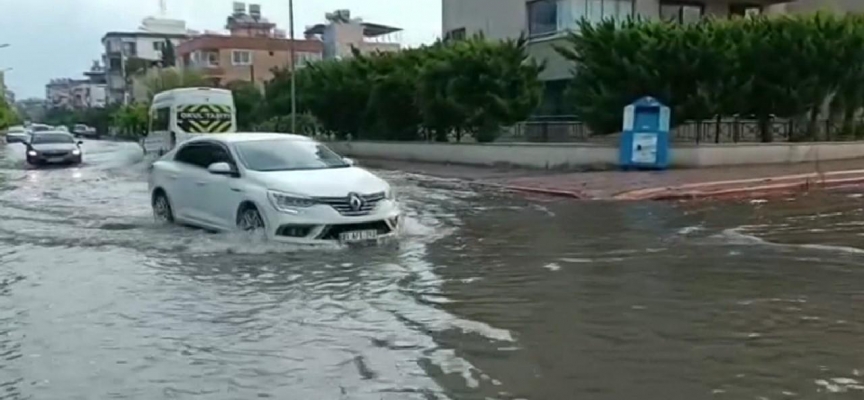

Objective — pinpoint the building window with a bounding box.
[530,0,634,38]
[729,4,761,17]
[232,50,252,66]
[122,42,137,57]
[660,2,704,23]
[153,41,165,51]
[445,27,467,41]
[528,0,558,37]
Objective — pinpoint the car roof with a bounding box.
[188,133,313,144]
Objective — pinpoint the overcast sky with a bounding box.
[0,0,442,99]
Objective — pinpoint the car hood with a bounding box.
[31,143,78,152]
[249,167,389,197]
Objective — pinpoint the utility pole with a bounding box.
[289,0,297,134]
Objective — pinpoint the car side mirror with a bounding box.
[343,157,355,167]
[207,162,237,177]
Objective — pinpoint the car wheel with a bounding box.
[237,205,265,232]
[152,191,174,223]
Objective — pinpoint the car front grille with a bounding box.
[314,192,386,216]
[318,220,392,240]
[41,151,70,157]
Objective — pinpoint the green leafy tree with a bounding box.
[112,103,149,138]
[225,80,264,130]
[0,99,21,129]
[138,67,211,100]
[161,40,177,67]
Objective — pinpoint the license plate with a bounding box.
[339,230,379,243]
[47,157,65,163]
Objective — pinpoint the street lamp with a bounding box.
[289,0,296,135]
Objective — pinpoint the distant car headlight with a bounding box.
[71,149,81,156]
[27,150,37,157]
[268,190,317,211]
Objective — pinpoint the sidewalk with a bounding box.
[359,158,864,200]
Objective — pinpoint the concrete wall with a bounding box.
[442,0,526,40]
[328,141,864,169]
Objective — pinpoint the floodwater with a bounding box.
[1,140,864,400]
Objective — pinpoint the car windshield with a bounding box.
[233,139,349,172]
[31,133,74,144]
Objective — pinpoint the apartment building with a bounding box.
[443,0,793,114]
[303,9,402,60]
[177,3,323,88]
[101,17,190,105]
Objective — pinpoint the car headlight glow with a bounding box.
[72,149,81,156]
[268,190,317,211]
[27,150,37,157]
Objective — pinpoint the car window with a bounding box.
[233,139,348,172]
[151,107,171,132]
[174,142,233,169]
[174,144,207,168]
[31,133,74,144]
[201,143,233,166]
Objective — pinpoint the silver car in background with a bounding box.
[4,126,30,144]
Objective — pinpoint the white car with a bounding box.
[4,126,29,144]
[148,133,400,244]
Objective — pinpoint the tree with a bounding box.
[0,99,21,129]
[112,103,149,138]
[137,67,211,101]
[554,13,864,142]
[161,40,177,67]
[417,35,544,142]
[225,80,264,130]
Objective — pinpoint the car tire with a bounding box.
[237,205,265,232]
[152,191,175,224]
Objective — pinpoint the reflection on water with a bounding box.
[2,142,864,399]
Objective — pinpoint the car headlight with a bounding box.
[27,150,37,157]
[71,149,81,156]
[268,190,317,212]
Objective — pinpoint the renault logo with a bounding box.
[348,193,364,211]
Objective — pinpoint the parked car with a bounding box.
[148,133,400,244]
[73,124,98,138]
[4,126,30,144]
[29,124,53,133]
[55,125,70,133]
[25,131,83,166]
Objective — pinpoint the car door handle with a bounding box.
[196,181,206,186]
[230,187,242,192]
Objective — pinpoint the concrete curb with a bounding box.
[472,182,584,199]
[615,175,864,201]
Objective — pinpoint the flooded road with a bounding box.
[1,140,864,399]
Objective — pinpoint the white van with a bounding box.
[143,87,237,157]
